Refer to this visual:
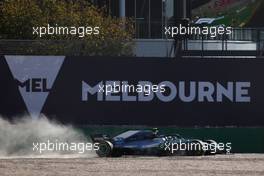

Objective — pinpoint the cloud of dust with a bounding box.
[0,115,95,158]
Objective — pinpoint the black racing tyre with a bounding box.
[187,140,206,156]
[96,141,113,157]
[204,139,217,155]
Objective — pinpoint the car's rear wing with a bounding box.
[90,134,110,143]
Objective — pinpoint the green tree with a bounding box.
[0,0,134,56]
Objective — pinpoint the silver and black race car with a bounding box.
[91,128,223,157]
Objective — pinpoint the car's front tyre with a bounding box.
[204,139,218,155]
[187,140,206,156]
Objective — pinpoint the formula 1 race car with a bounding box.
[91,128,224,157]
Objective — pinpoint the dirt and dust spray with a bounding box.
[0,115,96,158]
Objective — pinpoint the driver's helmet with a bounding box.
[152,128,159,136]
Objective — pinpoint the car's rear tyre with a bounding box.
[96,141,113,157]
